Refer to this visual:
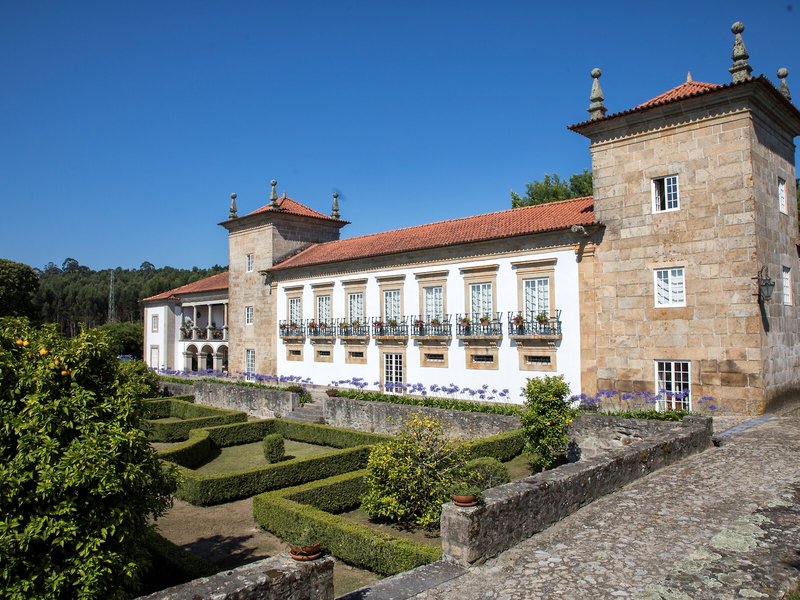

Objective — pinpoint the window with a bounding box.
[384,289,401,321]
[348,292,364,323]
[524,277,550,319]
[425,353,445,362]
[653,175,679,212]
[526,355,551,365]
[245,305,254,325]
[471,354,495,364]
[424,286,443,320]
[655,360,690,410]
[245,349,256,380]
[654,267,685,307]
[289,297,302,323]
[783,266,792,305]
[778,178,787,214]
[246,253,254,272]
[383,352,404,394]
[317,350,331,357]
[469,282,492,318]
[289,349,302,357]
[151,314,159,333]
[316,295,331,325]
[149,346,159,368]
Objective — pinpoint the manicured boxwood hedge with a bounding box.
[253,471,442,576]
[157,419,394,506]
[143,398,247,442]
[327,388,522,416]
[461,429,525,462]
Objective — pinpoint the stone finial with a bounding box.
[228,192,238,219]
[686,71,693,83]
[588,68,607,120]
[777,67,792,101]
[269,179,278,208]
[331,191,340,219]
[729,21,752,83]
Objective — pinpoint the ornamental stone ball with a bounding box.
[731,21,745,34]
[778,67,789,79]
[591,68,602,79]
[270,179,277,186]
[230,192,237,200]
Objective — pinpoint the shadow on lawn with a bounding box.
[185,533,269,570]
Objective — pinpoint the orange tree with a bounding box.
[0,318,176,599]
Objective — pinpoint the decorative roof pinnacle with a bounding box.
[729,21,752,83]
[686,71,693,83]
[228,192,238,219]
[588,68,607,120]
[331,191,340,219]
[269,179,278,208]
[777,67,792,102]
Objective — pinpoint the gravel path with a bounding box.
[411,408,800,599]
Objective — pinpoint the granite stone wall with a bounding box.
[160,381,195,397]
[323,396,521,439]
[189,381,299,419]
[441,414,713,564]
[138,555,334,600]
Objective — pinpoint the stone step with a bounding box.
[288,401,325,424]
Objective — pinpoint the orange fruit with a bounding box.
[39,348,48,357]
[15,339,23,346]
[22,340,30,347]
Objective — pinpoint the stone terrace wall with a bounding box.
[159,380,299,419]
[323,396,521,439]
[139,554,334,600]
[441,415,713,564]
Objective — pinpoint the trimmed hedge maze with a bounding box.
[143,397,247,442]
[156,419,394,506]
[252,428,527,576]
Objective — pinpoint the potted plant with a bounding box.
[388,318,398,328]
[536,311,549,326]
[287,527,322,561]
[413,318,425,328]
[352,319,360,328]
[308,320,317,330]
[479,314,491,326]
[450,483,483,508]
[460,315,471,326]
[513,313,525,331]
[430,317,441,327]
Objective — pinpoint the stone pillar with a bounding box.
[213,352,223,372]
[183,352,193,371]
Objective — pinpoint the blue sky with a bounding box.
[1,1,797,271]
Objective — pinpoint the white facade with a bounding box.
[275,248,581,403]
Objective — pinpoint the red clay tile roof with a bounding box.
[142,271,229,302]
[246,197,348,223]
[569,76,800,132]
[636,80,722,109]
[270,197,596,271]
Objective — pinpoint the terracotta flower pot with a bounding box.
[451,494,479,507]
[288,543,322,561]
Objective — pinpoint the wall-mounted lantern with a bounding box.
[754,266,775,302]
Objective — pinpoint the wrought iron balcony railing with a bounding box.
[279,320,306,338]
[336,319,370,338]
[410,314,452,338]
[371,317,409,337]
[306,320,335,338]
[456,312,503,337]
[507,310,562,337]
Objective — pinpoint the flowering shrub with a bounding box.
[570,389,717,420]
[329,377,514,403]
[362,414,464,529]
[520,375,575,470]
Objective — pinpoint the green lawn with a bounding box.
[194,440,339,475]
[336,507,441,548]
[504,453,535,480]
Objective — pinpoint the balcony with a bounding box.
[371,317,409,341]
[507,311,562,340]
[456,312,503,341]
[410,315,452,340]
[337,319,370,341]
[180,326,228,341]
[306,320,335,341]
[279,320,306,341]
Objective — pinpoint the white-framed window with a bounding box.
[246,253,254,272]
[316,295,331,324]
[778,177,787,214]
[348,292,364,323]
[469,282,492,318]
[149,346,160,369]
[151,314,159,333]
[245,305,254,325]
[653,175,679,213]
[655,360,691,410]
[654,267,686,307]
[524,277,550,319]
[384,352,404,395]
[288,297,302,323]
[782,266,792,305]
[424,286,443,320]
[245,349,256,380]
[384,289,401,321]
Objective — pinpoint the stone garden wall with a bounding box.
[139,555,334,600]
[441,414,713,564]
[160,381,194,397]
[159,380,299,419]
[323,396,521,439]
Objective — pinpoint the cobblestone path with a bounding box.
[412,409,800,599]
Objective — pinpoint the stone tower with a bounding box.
[220,180,348,376]
[570,24,800,414]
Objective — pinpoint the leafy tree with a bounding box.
[0,318,176,598]
[511,169,593,207]
[0,259,40,320]
[92,321,144,357]
[361,414,464,529]
[519,375,575,470]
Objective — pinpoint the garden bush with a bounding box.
[0,318,176,598]
[461,429,525,462]
[327,387,521,416]
[520,375,575,470]
[263,433,285,463]
[156,429,213,468]
[361,414,464,529]
[142,398,247,442]
[253,472,442,576]
[463,456,510,491]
